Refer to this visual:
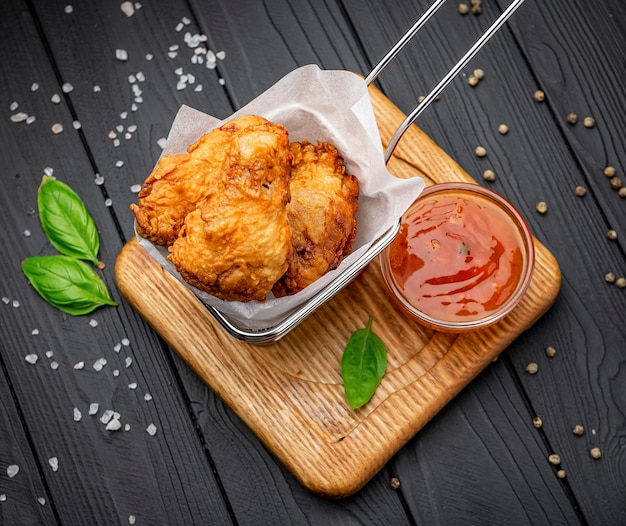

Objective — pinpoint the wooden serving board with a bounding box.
[115,85,561,498]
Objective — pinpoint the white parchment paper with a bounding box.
[136,64,424,330]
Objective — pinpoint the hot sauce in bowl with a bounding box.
[380,182,535,332]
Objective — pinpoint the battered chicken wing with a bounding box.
[167,117,293,302]
[131,115,275,246]
[272,141,359,297]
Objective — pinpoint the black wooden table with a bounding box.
[1,0,625,524]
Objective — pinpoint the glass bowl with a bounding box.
[380,182,535,332]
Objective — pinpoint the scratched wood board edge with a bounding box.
[114,85,561,498]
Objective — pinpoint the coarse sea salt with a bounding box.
[51,93,61,104]
[25,354,38,364]
[38,497,46,505]
[128,382,137,390]
[23,229,31,237]
[89,318,99,327]
[121,338,130,346]
[93,358,107,371]
[143,393,152,401]
[116,49,129,61]
[146,423,157,436]
[94,174,104,185]
[106,418,122,431]
[10,101,19,111]
[31,328,39,336]
[61,82,73,93]
[73,408,82,421]
[100,409,114,424]
[48,457,59,472]
[10,112,29,123]
[7,465,19,478]
[31,83,39,91]
[130,184,141,193]
[74,361,84,369]
[51,123,64,134]
[89,403,99,415]
[50,361,59,370]
[121,1,134,17]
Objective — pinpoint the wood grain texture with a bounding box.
[115,84,561,497]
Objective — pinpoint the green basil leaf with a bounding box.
[22,255,117,315]
[341,316,387,409]
[38,176,100,265]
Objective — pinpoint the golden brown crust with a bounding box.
[272,141,359,297]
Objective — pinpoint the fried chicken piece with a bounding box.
[131,115,275,246]
[272,141,359,297]
[167,118,293,302]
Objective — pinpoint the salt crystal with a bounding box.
[135,2,142,9]
[206,61,216,70]
[128,74,136,84]
[134,97,143,104]
[129,515,136,524]
[124,424,130,431]
[100,409,114,424]
[125,357,133,368]
[113,369,120,377]
[10,101,18,111]
[120,1,135,17]
[26,116,36,124]
[124,132,131,140]
[145,53,153,61]
[64,5,73,14]
[168,51,178,59]
[88,403,99,415]
[51,93,61,104]
[216,50,226,60]
[31,329,39,336]
[218,78,226,86]
[0,494,6,502]
[108,130,117,139]
[113,139,120,147]
[128,382,137,390]
[131,103,138,112]
[116,125,124,133]
[23,229,31,237]
[136,71,145,82]
[146,423,157,436]
[38,497,46,505]
[116,49,128,61]
[113,343,122,352]
[106,418,122,431]
[121,338,130,346]
[94,174,104,185]
[93,85,101,93]
[127,124,137,133]
[143,393,152,401]
[120,111,128,119]
[105,198,113,207]
[12,300,20,308]
[182,16,191,25]
[50,361,59,370]
[89,318,98,327]
[6,465,19,478]
[157,138,167,149]
[93,358,107,371]
[2,297,10,304]
[44,166,54,176]
[174,67,183,75]
[74,361,84,369]
[46,351,53,358]
[187,73,195,84]
[62,82,74,93]
[115,160,124,168]
[10,112,29,123]
[51,123,64,134]
[169,44,179,51]
[176,81,186,91]
[48,457,59,472]
[31,83,39,91]
[25,354,38,364]
[175,22,184,32]
[130,184,141,193]
[73,407,82,421]
[73,120,81,130]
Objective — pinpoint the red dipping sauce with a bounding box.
[381,183,535,332]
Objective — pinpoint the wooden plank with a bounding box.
[347,0,626,521]
[115,84,560,497]
[0,1,235,523]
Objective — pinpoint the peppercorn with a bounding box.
[498,124,509,135]
[548,454,561,465]
[458,3,469,14]
[605,272,616,283]
[590,447,602,459]
[557,469,566,479]
[575,186,586,197]
[534,90,545,102]
[533,416,542,428]
[473,68,485,80]
[390,477,401,489]
[468,75,479,87]
[583,116,596,128]
[610,177,622,189]
[616,277,626,289]
[545,346,556,358]
[607,230,618,241]
[536,201,548,214]
[475,146,487,157]
[526,362,538,374]
[566,112,577,125]
[604,166,616,177]
[483,169,495,182]
[618,187,626,198]
[572,424,585,436]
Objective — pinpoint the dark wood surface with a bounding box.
[0,0,624,524]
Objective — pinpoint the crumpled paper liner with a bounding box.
[136,64,424,330]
